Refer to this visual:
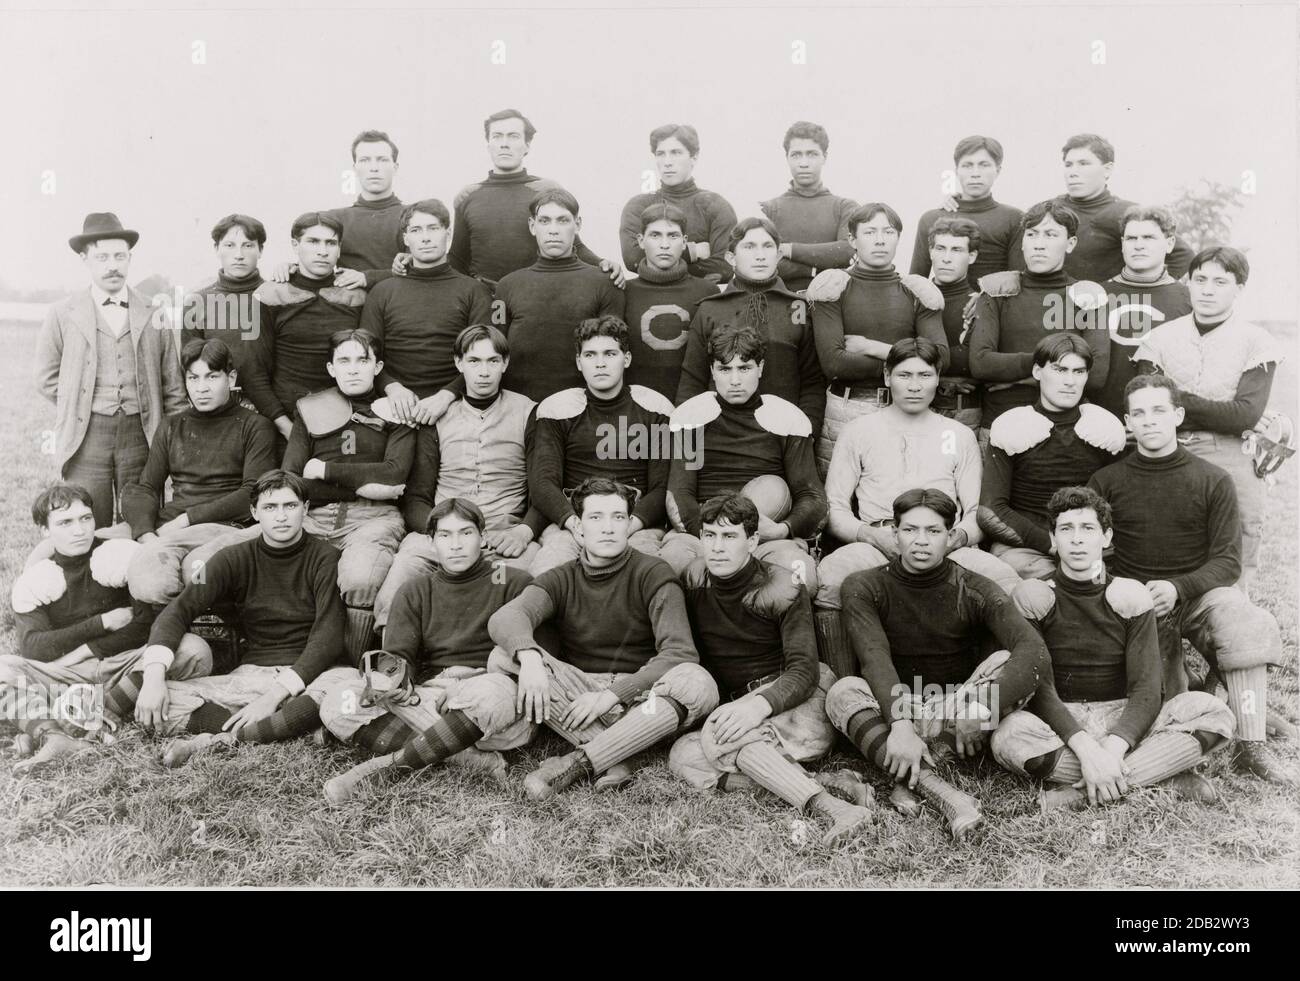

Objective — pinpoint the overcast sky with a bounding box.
[1,0,1295,319]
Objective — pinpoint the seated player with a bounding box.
[824,488,1050,839]
[668,493,873,844]
[318,499,537,804]
[2,484,210,771]
[661,323,825,591]
[991,486,1236,809]
[529,315,674,575]
[817,337,1019,611]
[283,328,413,657]
[488,477,719,800]
[122,338,278,604]
[102,470,355,767]
[977,334,1126,580]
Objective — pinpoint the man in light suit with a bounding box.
[35,213,187,528]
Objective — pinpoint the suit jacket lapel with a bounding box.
[128,287,153,347]
[73,289,98,346]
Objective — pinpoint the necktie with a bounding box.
[102,297,127,308]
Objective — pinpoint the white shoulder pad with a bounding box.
[629,384,675,418]
[976,270,1022,297]
[755,395,813,438]
[1104,576,1154,618]
[989,405,1053,455]
[369,397,402,425]
[899,273,944,312]
[1075,404,1127,454]
[669,392,722,433]
[10,559,68,614]
[1067,280,1108,311]
[1012,578,1057,621]
[536,387,587,421]
[89,538,141,589]
[252,281,316,307]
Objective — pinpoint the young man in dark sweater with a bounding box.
[911,135,1024,282]
[619,123,737,283]
[927,216,984,431]
[241,212,366,441]
[824,488,1050,839]
[663,324,826,593]
[992,486,1236,809]
[669,493,873,844]
[489,477,718,800]
[1088,375,1292,785]
[529,315,675,574]
[109,470,353,767]
[177,214,266,385]
[676,217,826,433]
[978,334,1126,580]
[3,485,211,772]
[621,202,719,401]
[325,129,405,289]
[810,201,946,475]
[319,499,538,804]
[122,339,278,605]
[282,329,413,656]
[758,121,857,293]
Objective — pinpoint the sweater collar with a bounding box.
[1112,268,1175,288]
[1023,268,1070,289]
[531,254,585,273]
[850,263,901,283]
[785,180,829,199]
[437,556,493,584]
[185,393,240,419]
[406,260,455,280]
[712,556,762,594]
[720,391,764,414]
[51,547,92,571]
[463,390,501,411]
[731,269,781,293]
[887,556,951,588]
[636,257,690,284]
[956,195,999,214]
[937,275,976,298]
[1130,444,1190,469]
[1064,187,1114,211]
[486,169,533,185]
[1034,400,1082,425]
[578,545,633,581]
[289,270,334,291]
[258,531,309,558]
[658,178,700,199]
[1053,567,1107,596]
[214,270,263,293]
[350,193,402,210]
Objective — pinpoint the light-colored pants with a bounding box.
[669,662,837,790]
[1159,585,1282,696]
[990,541,1056,581]
[531,524,665,578]
[815,543,1020,609]
[127,523,262,605]
[158,663,357,737]
[991,691,1237,777]
[659,532,819,595]
[817,387,888,480]
[317,662,533,750]
[303,502,406,607]
[1182,430,1263,575]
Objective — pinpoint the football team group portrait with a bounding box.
[0,1,1295,891]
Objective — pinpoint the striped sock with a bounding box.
[843,709,890,770]
[353,714,418,754]
[103,670,143,722]
[186,702,233,734]
[735,741,822,809]
[235,694,320,744]
[396,709,482,770]
[344,607,377,663]
[1122,731,1204,786]
[583,696,685,774]
[1045,749,1084,785]
[1223,666,1267,742]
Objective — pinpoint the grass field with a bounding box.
[0,319,1296,888]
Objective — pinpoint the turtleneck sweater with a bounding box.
[327,193,405,287]
[1051,188,1193,282]
[181,269,264,358]
[811,264,948,384]
[1088,446,1242,602]
[759,182,858,291]
[839,557,1048,723]
[620,178,738,281]
[1098,270,1192,416]
[936,275,977,375]
[910,195,1025,282]
[622,258,719,400]
[494,253,625,402]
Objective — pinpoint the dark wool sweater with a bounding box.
[968,268,1109,423]
[530,385,672,529]
[811,265,948,384]
[488,547,699,704]
[327,194,405,287]
[149,532,346,682]
[910,197,1025,282]
[495,255,625,402]
[620,179,738,282]
[179,270,264,372]
[450,170,604,286]
[840,557,1047,724]
[13,542,154,662]
[676,275,826,432]
[622,259,719,401]
[1052,190,1193,283]
[1099,273,1192,416]
[282,389,415,504]
[681,557,819,716]
[937,276,977,376]
[384,556,534,677]
[1024,571,1162,748]
[121,398,279,535]
[759,182,858,292]
[1088,447,1242,603]
[363,262,494,398]
[242,271,366,422]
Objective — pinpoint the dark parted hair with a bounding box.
[639,201,688,234]
[727,216,781,251]
[1033,332,1094,370]
[252,469,307,507]
[426,497,486,536]
[1120,204,1178,238]
[32,482,94,528]
[574,315,630,355]
[529,187,579,219]
[454,324,509,360]
[181,338,236,374]
[211,213,266,248]
[1124,373,1183,411]
[650,123,700,156]
[1046,485,1113,533]
[928,216,983,253]
[848,202,903,237]
[1189,246,1250,285]
[351,129,398,162]
[290,211,344,242]
[708,322,766,366]
[892,488,959,529]
[328,327,381,360]
[569,477,639,519]
[484,108,536,143]
[700,493,760,537]
[1020,199,1080,237]
[953,134,1004,166]
[886,336,945,373]
[398,199,451,239]
[783,121,829,153]
[1061,132,1115,164]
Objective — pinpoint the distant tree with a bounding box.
[1167,180,1246,253]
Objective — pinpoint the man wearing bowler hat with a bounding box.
[36,213,187,528]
